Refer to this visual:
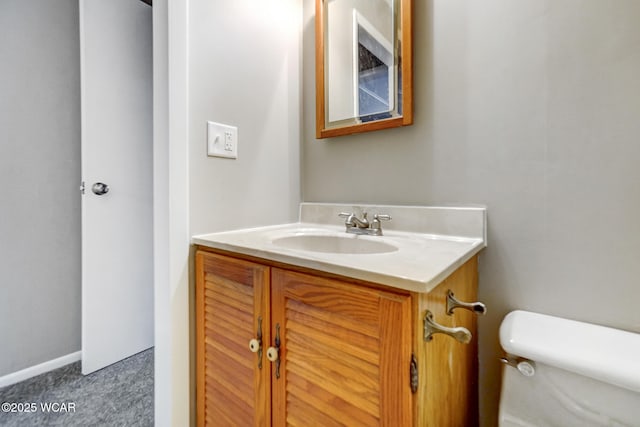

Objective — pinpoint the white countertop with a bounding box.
[192,203,487,293]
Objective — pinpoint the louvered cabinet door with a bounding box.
[271,268,413,427]
[195,251,271,427]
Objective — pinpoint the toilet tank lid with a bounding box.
[500,310,640,393]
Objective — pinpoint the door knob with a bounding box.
[91,182,110,195]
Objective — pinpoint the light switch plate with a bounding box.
[207,121,238,159]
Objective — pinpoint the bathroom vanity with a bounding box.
[193,203,487,426]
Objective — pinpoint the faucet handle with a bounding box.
[369,214,391,235]
[338,212,356,227]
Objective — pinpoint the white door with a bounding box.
[80,0,153,375]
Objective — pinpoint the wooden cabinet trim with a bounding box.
[412,255,479,426]
[195,245,413,296]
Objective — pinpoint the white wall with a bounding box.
[0,0,81,377]
[153,0,191,425]
[155,0,302,425]
[188,0,301,235]
[302,0,640,425]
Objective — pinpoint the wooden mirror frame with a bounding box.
[315,0,413,139]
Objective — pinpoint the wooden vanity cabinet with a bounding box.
[196,248,479,427]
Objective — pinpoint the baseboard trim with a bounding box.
[0,351,81,389]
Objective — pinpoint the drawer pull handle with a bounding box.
[424,310,472,344]
[446,290,487,316]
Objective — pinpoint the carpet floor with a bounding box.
[0,348,153,426]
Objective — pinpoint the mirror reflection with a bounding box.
[356,13,396,121]
[317,0,412,138]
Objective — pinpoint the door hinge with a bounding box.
[80,181,85,195]
[410,353,418,393]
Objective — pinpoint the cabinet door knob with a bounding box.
[249,339,261,353]
[249,316,263,369]
[446,290,487,316]
[266,347,279,362]
[424,310,472,344]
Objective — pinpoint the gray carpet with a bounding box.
[0,348,153,427]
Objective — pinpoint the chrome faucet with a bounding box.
[338,212,391,236]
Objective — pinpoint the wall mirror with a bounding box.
[316,0,413,139]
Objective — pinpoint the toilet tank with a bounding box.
[498,310,640,427]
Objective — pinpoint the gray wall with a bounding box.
[0,0,81,377]
[302,0,640,425]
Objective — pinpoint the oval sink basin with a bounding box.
[272,235,398,255]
